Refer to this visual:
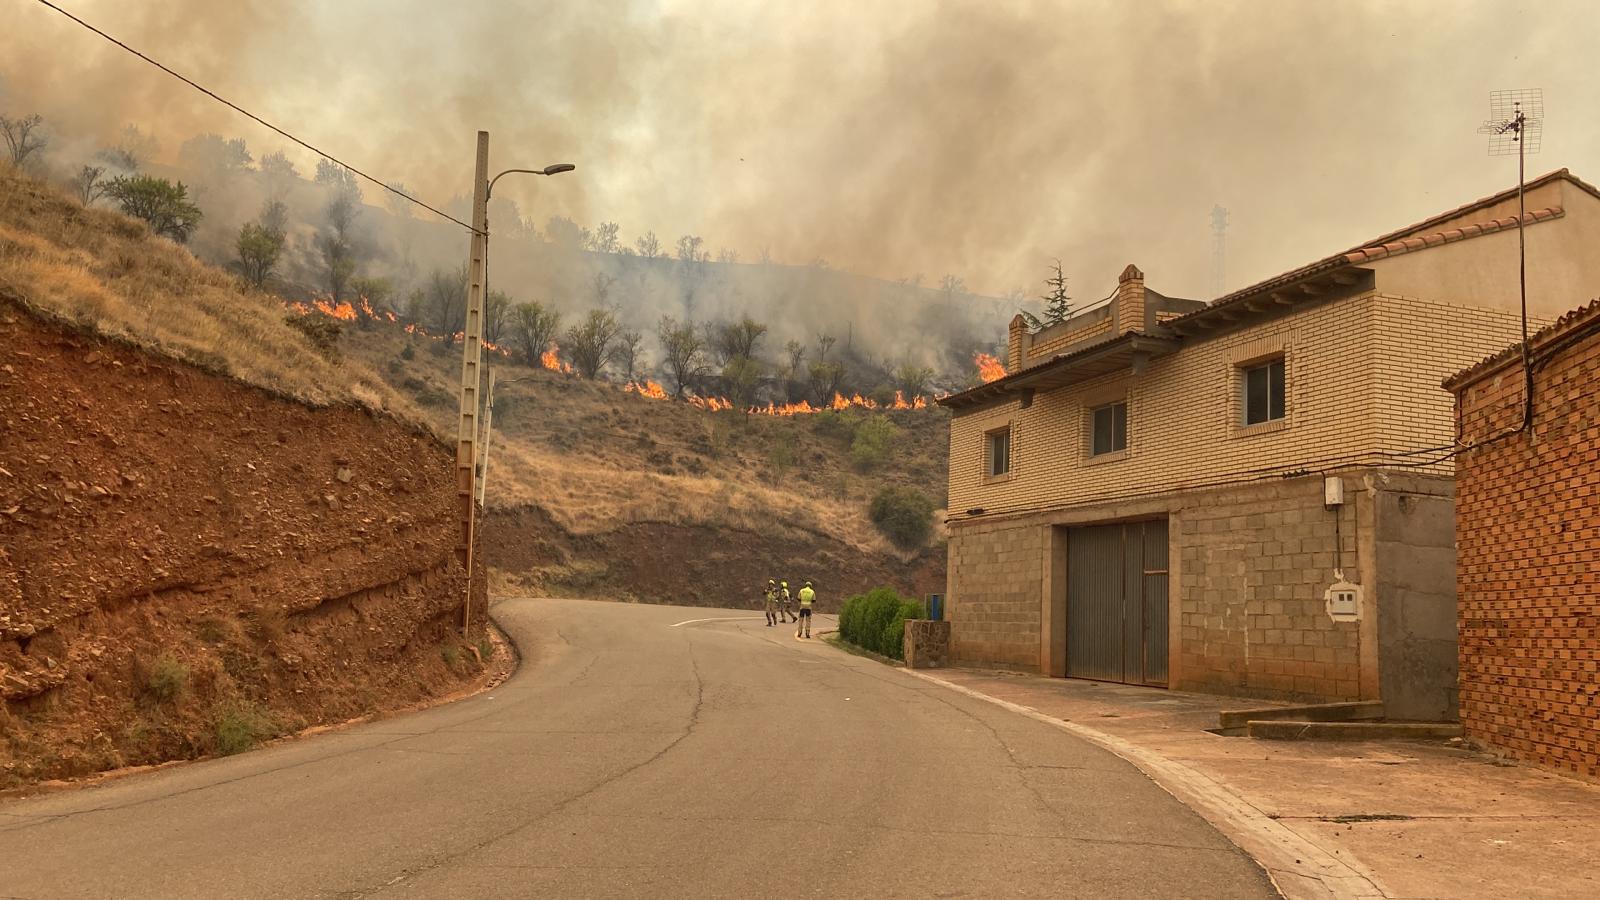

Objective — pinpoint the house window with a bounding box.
[1091,401,1127,456]
[985,427,1011,477]
[1243,357,1286,425]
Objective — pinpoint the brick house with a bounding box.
[937,170,1600,720]
[1446,300,1600,777]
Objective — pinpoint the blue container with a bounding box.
[927,593,945,621]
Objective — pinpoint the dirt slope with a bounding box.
[0,171,488,790]
[340,324,952,610]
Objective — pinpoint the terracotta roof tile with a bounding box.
[1341,207,1562,264]
[1443,297,1600,391]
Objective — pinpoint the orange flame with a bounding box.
[288,301,312,316]
[626,380,670,400]
[541,345,575,375]
[315,299,358,321]
[975,352,1007,383]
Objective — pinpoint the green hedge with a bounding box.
[838,586,925,661]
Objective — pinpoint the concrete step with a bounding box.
[1246,720,1464,741]
[1218,700,1385,731]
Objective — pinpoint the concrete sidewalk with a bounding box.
[911,667,1600,900]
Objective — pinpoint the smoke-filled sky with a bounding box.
[6,0,1600,302]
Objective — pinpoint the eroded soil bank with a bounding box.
[0,303,487,789]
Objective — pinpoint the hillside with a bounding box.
[335,318,953,610]
[0,169,490,788]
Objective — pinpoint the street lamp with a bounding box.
[474,163,574,508]
[481,162,575,345]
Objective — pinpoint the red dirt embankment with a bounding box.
[481,504,946,611]
[0,303,487,789]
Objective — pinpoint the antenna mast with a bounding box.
[1209,205,1229,296]
[1478,88,1544,430]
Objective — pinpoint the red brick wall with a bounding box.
[1454,321,1600,779]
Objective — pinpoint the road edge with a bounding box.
[0,620,520,803]
[899,668,1391,900]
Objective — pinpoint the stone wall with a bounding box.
[904,620,951,669]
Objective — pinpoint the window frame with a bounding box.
[984,425,1012,478]
[1090,400,1128,457]
[1241,356,1287,427]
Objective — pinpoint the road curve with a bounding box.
[0,598,1275,899]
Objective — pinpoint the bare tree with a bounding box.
[783,339,806,380]
[485,289,512,344]
[592,221,621,254]
[716,247,738,265]
[657,315,707,399]
[508,301,562,366]
[591,272,616,307]
[635,230,662,259]
[0,113,46,166]
[71,165,108,206]
[316,160,363,301]
[565,309,621,379]
[422,264,469,335]
[676,234,708,270]
[816,332,837,363]
[611,329,645,381]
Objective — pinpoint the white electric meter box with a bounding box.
[1325,578,1361,622]
[1324,476,1345,508]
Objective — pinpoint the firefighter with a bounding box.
[796,580,816,639]
[764,579,779,627]
[779,580,796,623]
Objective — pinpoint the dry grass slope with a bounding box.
[0,166,418,422]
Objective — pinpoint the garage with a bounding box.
[1065,519,1169,686]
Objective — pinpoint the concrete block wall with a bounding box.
[1175,477,1364,702]
[947,519,1044,669]
[1453,307,1600,778]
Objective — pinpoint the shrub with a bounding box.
[144,654,189,703]
[285,313,342,358]
[399,342,416,361]
[869,486,935,550]
[212,701,272,756]
[849,415,899,471]
[838,587,924,660]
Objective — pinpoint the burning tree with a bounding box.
[315,160,363,302]
[509,301,562,367]
[611,329,645,382]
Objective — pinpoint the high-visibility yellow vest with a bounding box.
[798,586,815,608]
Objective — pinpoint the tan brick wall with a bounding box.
[948,292,1530,518]
[1454,319,1600,779]
[1025,315,1114,363]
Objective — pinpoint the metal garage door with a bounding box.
[1066,519,1169,686]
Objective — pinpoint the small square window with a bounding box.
[1243,357,1286,425]
[1091,401,1127,456]
[985,427,1011,477]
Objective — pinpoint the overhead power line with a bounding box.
[31,0,478,234]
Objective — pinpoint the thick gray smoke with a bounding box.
[7,0,1600,370]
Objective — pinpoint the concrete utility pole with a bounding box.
[456,130,490,636]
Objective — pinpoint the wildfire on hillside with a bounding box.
[975,352,1007,383]
[541,345,576,375]
[624,383,931,417]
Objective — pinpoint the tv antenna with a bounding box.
[1477,88,1543,429]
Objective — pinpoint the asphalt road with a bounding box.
[0,599,1276,899]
